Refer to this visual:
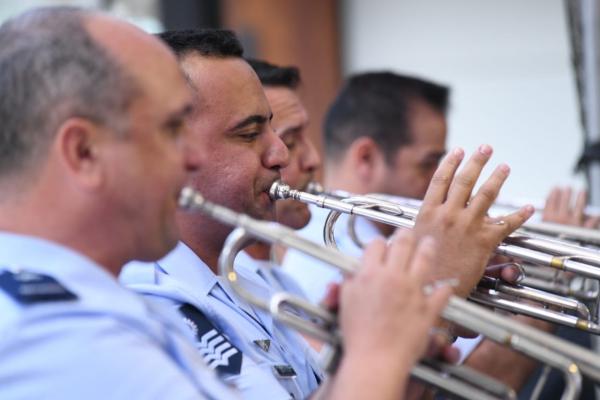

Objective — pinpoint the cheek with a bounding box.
[385,167,422,198]
[190,160,255,208]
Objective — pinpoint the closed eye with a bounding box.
[164,118,185,137]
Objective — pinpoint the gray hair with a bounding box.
[0,6,139,177]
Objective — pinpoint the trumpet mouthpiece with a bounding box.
[269,181,291,200]
[178,186,203,210]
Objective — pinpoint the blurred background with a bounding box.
[0,0,593,204]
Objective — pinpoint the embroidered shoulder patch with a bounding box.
[0,270,77,304]
[179,303,242,375]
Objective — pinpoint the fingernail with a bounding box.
[452,147,464,158]
[506,267,521,282]
[499,163,510,174]
[479,144,493,156]
[524,204,535,215]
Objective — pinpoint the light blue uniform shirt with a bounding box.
[121,242,322,400]
[281,205,483,363]
[235,250,311,299]
[234,251,323,370]
[0,232,235,400]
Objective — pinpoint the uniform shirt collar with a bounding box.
[234,250,271,275]
[153,241,219,298]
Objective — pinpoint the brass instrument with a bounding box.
[178,187,588,400]
[272,182,600,334]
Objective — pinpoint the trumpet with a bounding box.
[519,265,600,301]
[178,187,589,400]
[287,183,600,278]
[307,182,600,248]
[272,181,600,333]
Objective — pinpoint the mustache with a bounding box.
[257,174,282,194]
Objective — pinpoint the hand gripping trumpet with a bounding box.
[178,187,589,400]
[272,181,600,334]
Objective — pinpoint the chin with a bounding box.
[277,205,310,230]
[251,203,277,222]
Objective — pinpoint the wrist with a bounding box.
[331,350,412,400]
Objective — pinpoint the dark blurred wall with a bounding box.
[159,0,220,31]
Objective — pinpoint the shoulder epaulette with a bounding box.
[0,269,77,304]
[179,303,242,375]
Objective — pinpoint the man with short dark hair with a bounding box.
[119,29,327,399]
[283,71,451,302]
[282,70,550,393]
[324,72,449,201]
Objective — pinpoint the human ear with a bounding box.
[54,118,107,189]
[348,137,386,185]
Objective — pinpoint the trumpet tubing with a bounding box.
[178,187,593,400]
[272,182,600,279]
[274,181,600,333]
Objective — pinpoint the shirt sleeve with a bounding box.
[0,313,214,400]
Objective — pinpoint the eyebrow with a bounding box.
[229,113,273,131]
[169,103,195,121]
[279,125,303,137]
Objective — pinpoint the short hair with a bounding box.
[324,72,450,162]
[0,6,138,177]
[246,58,300,89]
[158,29,243,59]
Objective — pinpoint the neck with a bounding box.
[177,214,232,275]
[0,196,127,277]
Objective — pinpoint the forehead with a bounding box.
[181,55,271,129]
[263,86,308,133]
[87,16,191,112]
